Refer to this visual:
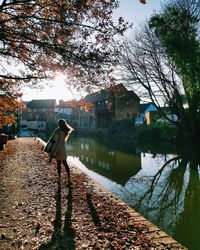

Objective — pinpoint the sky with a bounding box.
[114,0,165,28]
[22,0,166,103]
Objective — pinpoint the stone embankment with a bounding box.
[0,138,187,250]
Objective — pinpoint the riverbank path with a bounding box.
[0,138,187,249]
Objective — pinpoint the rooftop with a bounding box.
[27,99,56,109]
[84,84,140,103]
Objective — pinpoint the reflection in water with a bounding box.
[68,137,141,186]
[174,163,200,249]
[67,137,200,250]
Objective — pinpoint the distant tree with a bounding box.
[118,0,200,142]
[149,0,200,141]
[118,25,184,124]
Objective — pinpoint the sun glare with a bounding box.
[22,73,78,103]
[50,73,75,102]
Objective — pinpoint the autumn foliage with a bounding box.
[0,0,126,127]
[0,0,145,127]
[0,0,130,95]
[0,94,24,129]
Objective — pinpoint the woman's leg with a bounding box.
[62,159,70,175]
[57,160,61,177]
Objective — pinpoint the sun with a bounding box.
[49,73,75,102]
[22,73,76,103]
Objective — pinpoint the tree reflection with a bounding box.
[135,153,200,250]
[68,137,200,249]
[174,162,200,250]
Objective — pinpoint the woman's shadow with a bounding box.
[39,176,75,250]
[86,191,101,227]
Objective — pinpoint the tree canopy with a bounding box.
[118,0,200,142]
[0,0,146,129]
[149,0,200,112]
[149,0,200,141]
[0,0,129,97]
[0,0,129,128]
[0,93,24,128]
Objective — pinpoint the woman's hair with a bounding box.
[58,119,70,134]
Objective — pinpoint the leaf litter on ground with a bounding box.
[0,138,178,250]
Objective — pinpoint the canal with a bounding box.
[66,136,200,250]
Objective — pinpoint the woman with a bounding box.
[44,119,74,177]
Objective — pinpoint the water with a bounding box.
[66,136,200,250]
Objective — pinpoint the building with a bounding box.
[135,103,157,125]
[54,100,75,121]
[26,99,56,131]
[115,90,140,122]
[76,99,96,129]
[76,84,140,129]
[19,101,29,127]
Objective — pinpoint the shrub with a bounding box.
[134,124,176,142]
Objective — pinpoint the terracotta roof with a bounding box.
[27,99,56,109]
[57,100,77,108]
[84,84,139,103]
[85,91,110,103]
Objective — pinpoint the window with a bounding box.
[80,117,83,127]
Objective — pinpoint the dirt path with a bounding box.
[0,138,186,250]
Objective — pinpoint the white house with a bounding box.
[54,100,74,119]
